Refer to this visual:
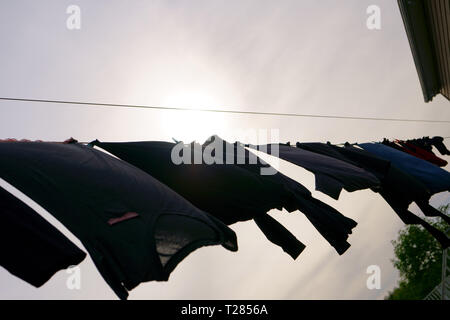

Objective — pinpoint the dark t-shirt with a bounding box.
[0,142,237,300]
[293,143,449,248]
[0,186,86,287]
[256,143,381,200]
[360,142,450,194]
[93,137,357,257]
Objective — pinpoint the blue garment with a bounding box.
[359,143,450,194]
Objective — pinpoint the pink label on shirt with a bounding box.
[107,212,139,226]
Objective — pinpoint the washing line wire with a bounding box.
[1,97,450,124]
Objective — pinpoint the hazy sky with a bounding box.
[0,0,449,300]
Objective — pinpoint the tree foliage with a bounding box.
[386,204,449,300]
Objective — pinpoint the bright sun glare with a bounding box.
[161,91,229,143]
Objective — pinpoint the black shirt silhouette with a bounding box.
[296,142,449,248]
[253,143,381,200]
[407,136,450,156]
[92,137,357,258]
[0,141,237,300]
[0,186,86,287]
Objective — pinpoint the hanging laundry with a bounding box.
[92,137,357,257]
[381,139,405,152]
[381,139,448,167]
[294,142,450,248]
[359,143,450,230]
[0,186,86,287]
[206,135,359,255]
[407,136,450,156]
[0,141,237,300]
[359,143,450,195]
[251,142,381,200]
[91,139,305,258]
[400,141,447,167]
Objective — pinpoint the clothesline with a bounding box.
[1,96,450,123]
[1,136,449,146]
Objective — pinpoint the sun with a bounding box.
[160,91,230,143]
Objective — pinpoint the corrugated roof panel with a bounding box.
[424,0,450,100]
[398,0,450,102]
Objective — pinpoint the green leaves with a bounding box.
[386,204,449,300]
